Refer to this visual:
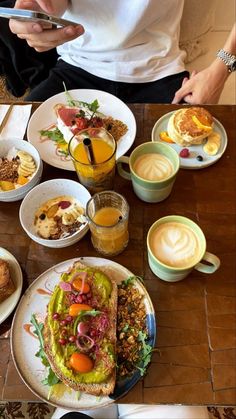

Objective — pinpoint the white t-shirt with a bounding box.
[57,0,186,83]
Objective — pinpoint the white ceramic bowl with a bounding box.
[19,179,91,248]
[0,139,43,202]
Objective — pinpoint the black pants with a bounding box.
[26,59,189,103]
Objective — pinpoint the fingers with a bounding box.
[15,0,54,13]
[35,0,54,14]
[181,77,189,86]
[172,86,187,104]
[190,69,198,78]
[16,25,84,51]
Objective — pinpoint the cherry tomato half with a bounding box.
[69,303,92,317]
[70,352,94,373]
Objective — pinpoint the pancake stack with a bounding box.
[167,107,213,146]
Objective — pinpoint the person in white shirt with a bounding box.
[51,403,209,419]
[9,0,235,104]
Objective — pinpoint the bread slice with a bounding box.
[0,259,15,303]
[43,261,117,396]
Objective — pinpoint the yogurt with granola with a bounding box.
[34,195,87,240]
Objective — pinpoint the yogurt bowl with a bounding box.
[19,179,91,248]
[0,139,43,202]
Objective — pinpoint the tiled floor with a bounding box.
[0,403,236,419]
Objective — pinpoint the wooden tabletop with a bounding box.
[0,103,235,406]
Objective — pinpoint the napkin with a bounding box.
[0,104,32,140]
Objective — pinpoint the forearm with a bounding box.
[211,23,236,83]
[223,23,236,54]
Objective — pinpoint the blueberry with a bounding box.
[197,155,203,161]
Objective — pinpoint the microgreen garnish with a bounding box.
[136,331,153,376]
[121,275,144,287]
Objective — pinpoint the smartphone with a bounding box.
[0,7,77,27]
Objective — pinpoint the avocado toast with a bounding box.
[43,261,117,396]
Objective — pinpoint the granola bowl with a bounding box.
[0,139,43,202]
[19,179,91,248]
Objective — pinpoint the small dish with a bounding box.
[0,247,23,324]
[151,111,228,169]
[19,179,91,248]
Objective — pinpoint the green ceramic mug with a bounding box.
[147,215,221,282]
[117,142,180,203]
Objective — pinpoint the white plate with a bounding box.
[0,248,23,324]
[11,257,156,410]
[27,89,137,171]
[151,111,228,169]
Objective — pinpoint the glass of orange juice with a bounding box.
[86,191,129,256]
[68,127,117,194]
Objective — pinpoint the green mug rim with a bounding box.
[129,142,180,183]
[147,215,207,270]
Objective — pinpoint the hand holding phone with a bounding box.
[3,6,84,53]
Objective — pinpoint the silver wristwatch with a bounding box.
[217,49,236,73]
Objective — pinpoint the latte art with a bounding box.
[150,222,202,268]
[133,153,174,181]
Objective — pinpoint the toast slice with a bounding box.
[43,261,117,396]
[0,259,15,303]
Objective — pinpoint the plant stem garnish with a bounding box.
[30,314,60,386]
[63,82,103,118]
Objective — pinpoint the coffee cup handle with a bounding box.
[117,156,131,180]
[194,251,221,274]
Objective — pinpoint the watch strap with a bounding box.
[217,49,236,72]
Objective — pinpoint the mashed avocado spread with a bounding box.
[45,266,115,384]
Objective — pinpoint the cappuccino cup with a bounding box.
[117,142,179,203]
[147,215,220,282]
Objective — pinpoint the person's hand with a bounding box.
[9,0,84,52]
[172,61,229,105]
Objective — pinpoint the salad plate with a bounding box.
[27,89,137,171]
[0,247,23,324]
[152,111,228,169]
[11,257,156,410]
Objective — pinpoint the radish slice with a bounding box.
[76,334,94,351]
[77,321,89,335]
[59,281,72,291]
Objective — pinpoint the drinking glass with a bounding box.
[68,127,116,194]
[86,191,129,256]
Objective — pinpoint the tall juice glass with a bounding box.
[86,191,129,256]
[68,127,117,194]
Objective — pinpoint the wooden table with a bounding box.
[0,103,235,406]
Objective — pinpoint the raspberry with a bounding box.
[179,148,190,158]
[58,200,71,209]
